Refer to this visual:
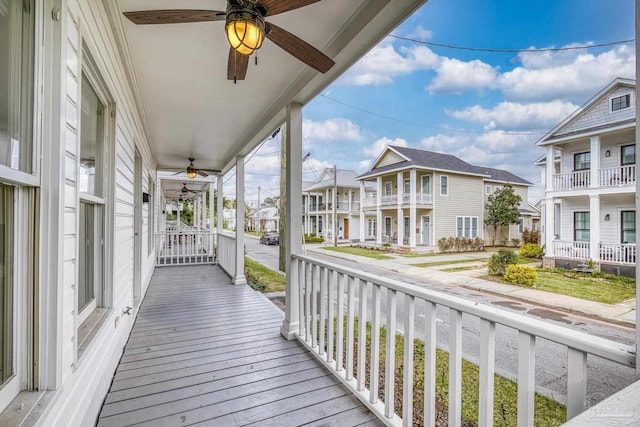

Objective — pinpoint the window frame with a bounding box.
[440,175,448,196]
[573,151,591,171]
[621,211,635,244]
[621,144,635,166]
[573,211,590,242]
[384,216,392,237]
[384,181,392,196]
[456,215,478,238]
[485,185,492,195]
[518,218,524,234]
[611,93,631,112]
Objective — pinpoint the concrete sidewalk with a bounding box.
[305,245,637,328]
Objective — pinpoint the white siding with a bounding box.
[376,150,405,168]
[434,173,483,239]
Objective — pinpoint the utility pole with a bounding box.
[257,186,261,233]
[333,164,337,247]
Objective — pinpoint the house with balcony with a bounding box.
[302,168,374,242]
[0,1,637,426]
[357,146,533,249]
[538,78,637,275]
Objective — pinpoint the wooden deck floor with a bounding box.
[97,265,382,427]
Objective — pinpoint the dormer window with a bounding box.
[611,94,631,111]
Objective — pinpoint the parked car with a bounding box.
[260,232,279,245]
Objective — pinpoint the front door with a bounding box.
[344,218,349,239]
[422,216,430,245]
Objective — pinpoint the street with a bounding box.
[244,237,636,405]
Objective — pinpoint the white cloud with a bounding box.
[362,137,408,158]
[303,118,363,146]
[403,25,433,41]
[419,134,468,151]
[427,58,499,94]
[447,100,579,130]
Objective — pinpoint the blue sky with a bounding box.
[231,0,636,204]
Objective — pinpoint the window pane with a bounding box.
[79,75,105,196]
[441,176,448,195]
[621,145,635,165]
[404,180,410,193]
[574,152,590,170]
[456,217,462,237]
[471,217,478,238]
[0,0,35,172]
[612,94,630,111]
[422,176,430,194]
[574,212,590,242]
[622,211,635,243]
[0,184,13,383]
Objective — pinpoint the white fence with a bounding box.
[217,232,236,277]
[291,254,634,426]
[155,231,214,265]
[553,240,590,259]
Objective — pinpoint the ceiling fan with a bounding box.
[123,0,335,82]
[170,158,221,178]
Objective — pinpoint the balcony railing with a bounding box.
[552,165,636,191]
[292,254,634,425]
[155,230,214,265]
[599,165,636,187]
[363,199,376,209]
[599,243,636,264]
[552,170,590,191]
[553,240,590,259]
[217,232,236,276]
[381,194,397,206]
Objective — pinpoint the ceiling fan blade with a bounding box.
[123,9,226,25]
[197,170,209,177]
[265,22,334,73]
[227,48,250,81]
[258,0,320,16]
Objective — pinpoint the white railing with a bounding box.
[381,195,397,206]
[599,243,636,264]
[553,240,590,259]
[552,170,590,191]
[363,199,377,208]
[156,231,214,266]
[417,193,432,204]
[217,232,236,277]
[350,201,361,211]
[599,165,636,187]
[292,254,634,426]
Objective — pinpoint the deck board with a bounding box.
[98,265,382,427]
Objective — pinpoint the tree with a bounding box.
[484,184,522,245]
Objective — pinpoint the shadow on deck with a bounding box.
[98,265,381,427]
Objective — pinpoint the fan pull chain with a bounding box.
[255,55,258,66]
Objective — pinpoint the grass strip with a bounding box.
[411,258,487,267]
[321,246,394,260]
[244,256,286,292]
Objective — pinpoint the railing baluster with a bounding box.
[402,293,415,426]
[518,331,536,427]
[319,267,328,356]
[336,273,346,371]
[311,264,319,350]
[327,269,336,363]
[479,319,496,427]
[357,280,368,392]
[346,276,357,381]
[384,289,397,418]
[424,300,436,427]
[298,260,306,340]
[370,284,381,404]
[449,309,462,427]
[304,261,313,343]
[567,348,587,419]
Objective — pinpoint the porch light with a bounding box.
[225,9,265,56]
[186,164,197,179]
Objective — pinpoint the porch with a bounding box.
[98,265,381,427]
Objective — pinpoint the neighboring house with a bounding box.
[302,168,374,242]
[356,146,532,249]
[223,208,237,230]
[251,206,279,232]
[537,78,636,275]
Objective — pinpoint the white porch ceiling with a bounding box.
[114,0,427,177]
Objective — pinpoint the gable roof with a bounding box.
[304,168,363,192]
[357,146,532,185]
[536,77,636,146]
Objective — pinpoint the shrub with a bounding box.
[511,238,521,247]
[504,264,537,287]
[519,243,543,259]
[522,228,540,244]
[304,234,324,243]
[487,249,518,276]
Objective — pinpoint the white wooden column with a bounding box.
[281,102,303,339]
[208,184,213,230]
[590,136,600,188]
[636,4,640,378]
[544,198,555,256]
[216,174,223,233]
[376,176,382,244]
[589,195,600,261]
[359,181,365,241]
[234,156,247,285]
[194,198,200,228]
[397,172,404,245]
[409,168,417,247]
[545,145,554,192]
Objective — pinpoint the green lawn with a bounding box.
[244,257,286,292]
[411,258,488,267]
[484,268,635,304]
[321,246,394,260]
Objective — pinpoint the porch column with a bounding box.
[410,168,417,247]
[281,102,303,339]
[177,202,181,227]
[234,155,247,285]
[589,195,600,261]
[376,176,382,244]
[194,198,199,228]
[359,181,365,241]
[590,136,600,188]
[216,174,223,233]
[397,172,404,245]
[544,197,555,256]
[545,145,555,191]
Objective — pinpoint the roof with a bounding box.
[304,169,364,192]
[358,146,532,185]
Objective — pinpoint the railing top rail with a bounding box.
[293,253,635,367]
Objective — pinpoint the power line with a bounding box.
[388,35,635,53]
[318,94,547,136]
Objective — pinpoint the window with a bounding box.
[621,211,635,243]
[403,179,410,194]
[79,75,105,196]
[148,177,154,255]
[611,94,630,111]
[384,182,392,196]
[574,212,590,242]
[0,184,14,385]
[518,218,524,234]
[367,219,377,237]
[456,216,478,238]
[404,217,410,239]
[621,144,635,165]
[440,176,448,196]
[485,185,492,195]
[421,175,430,194]
[573,152,590,171]
[493,186,502,193]
[384,217,392,237]
[0,0,35,173]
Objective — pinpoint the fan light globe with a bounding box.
[226,10,264,56]
[186,166,197,179]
